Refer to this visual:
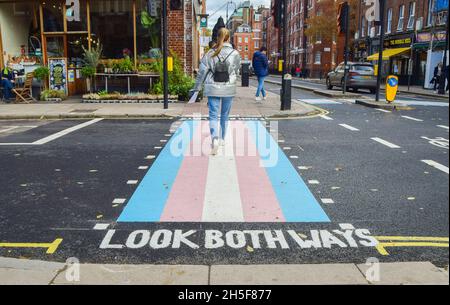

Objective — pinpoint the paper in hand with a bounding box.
[188,91,199,104]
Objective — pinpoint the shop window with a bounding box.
[314,52,321,64]
[386,8,392,34]
[43,0,64,32]
[90,0,134,59]
[136,0,162,63]
[66,0,88,32]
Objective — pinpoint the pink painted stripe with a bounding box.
[233,121,286,222]
[160,121,210,222]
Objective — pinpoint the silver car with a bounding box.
[326,62,377,93]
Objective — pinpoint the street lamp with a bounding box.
[375,0,386,102]
[226,1,237,25]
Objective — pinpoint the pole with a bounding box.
[281,0,291,110]
[343,2,350,94]
[375,0,386,102]
[162,0,169,109]
[438,19,448,95]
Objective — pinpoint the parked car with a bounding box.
[326,62,377,93]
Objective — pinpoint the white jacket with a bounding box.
[194,43,242,97]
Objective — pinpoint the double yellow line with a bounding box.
[374,236,449,256]
[0,238,63,254]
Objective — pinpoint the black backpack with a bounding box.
[212,50,235,83]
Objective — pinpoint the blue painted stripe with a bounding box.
[118,120,197,222]
[245,121,330,222]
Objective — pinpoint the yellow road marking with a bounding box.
[374,236,449,256]
[0,238,63,254]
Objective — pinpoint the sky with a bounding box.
[206,0,271,29]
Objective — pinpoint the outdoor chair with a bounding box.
[12,72,36,103]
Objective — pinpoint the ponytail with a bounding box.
[213,28,231,58]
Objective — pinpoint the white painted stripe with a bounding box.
[339,124,360,131]
[320,115,334,120]
[300,99,342,105]
[32,119,103,145]
[422,160,449,174]
[401,115,424,122]
[308,180,320,185]
[0,127,18,133]
[93,224,110,230]
[375,109,391,113]
[145,155,156,159]
[127,180,139,185]
[371,137,401,148]
[437,125,449,130]
[138,166,149,170]
[321,198,334,204]
[113,198,127,204]
[290,156,299,159]
[202,131,244,222]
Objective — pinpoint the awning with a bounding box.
[413,41,447,50]
[367,47,411,61]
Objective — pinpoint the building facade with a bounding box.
[354,0,448,87]
[0,0,204,95]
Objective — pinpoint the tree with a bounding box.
[305,0,358,46]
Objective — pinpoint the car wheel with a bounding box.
[326,78,333,90]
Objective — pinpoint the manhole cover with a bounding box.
[70,109,98,113]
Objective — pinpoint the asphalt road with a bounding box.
[0,91,448,266]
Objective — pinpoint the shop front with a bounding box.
[367,34,414,86]
[0,0,162,97]
[413,30,448,89]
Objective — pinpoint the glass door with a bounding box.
[45,35,66,58]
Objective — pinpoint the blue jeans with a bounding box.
[256,76,266,97]
[208,96,233,140]
[1,79,14,99]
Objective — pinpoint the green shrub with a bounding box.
[113,57,134,73]
[81,66,96,78]
[40,89,67,101]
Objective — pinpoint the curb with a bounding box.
[355,99,415,111]
[0,257,448,285]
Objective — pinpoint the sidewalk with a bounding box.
[281,76,449,100]
[0,257,448,285]
[0,86,320,120]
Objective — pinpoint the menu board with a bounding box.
[49,58,68,93]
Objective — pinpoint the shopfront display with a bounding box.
[0,0,163,96]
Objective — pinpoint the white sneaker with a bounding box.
[219,139,226,146]
[211,138,219,155]
[263,96,267,100]
[255,96,263,102]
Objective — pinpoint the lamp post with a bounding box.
[162,0,169,109]
[438,13,448,95]
[375,0,386,102]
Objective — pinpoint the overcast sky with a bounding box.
[206,0,271,29]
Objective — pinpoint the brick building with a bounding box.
[234,24,254,62]
[354,0,448,87]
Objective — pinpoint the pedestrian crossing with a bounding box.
[118,120,330,223]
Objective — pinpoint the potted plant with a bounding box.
[81,66,96,93]
[34,66,50,91]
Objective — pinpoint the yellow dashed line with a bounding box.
[374,236,449,256]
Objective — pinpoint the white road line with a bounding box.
[339,124,360,131]
[113,198,127,204]
[421,160,449,174]
[145,155,156,159]
[371,137,401,149]
[401,116,424,122]
[202,131,244,222]
[321,198,335,204]
[290,156,299,159]
[93,224,110,230]
[308,180,320,185]
[32,119,104,145]
[138,166,149,170]
[127,180,139,185]
[320,115,334,120]
[375,109,391,113]
[0,127,19,133]
[437,125,449,130]
[298,166,311,170]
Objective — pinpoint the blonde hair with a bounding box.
[213,28,231,57]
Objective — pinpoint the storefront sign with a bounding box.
[199,15,208,28]
[49,58,68,93]
[384,35,413,48]
[68,69,75,83]
[416,31,447,43]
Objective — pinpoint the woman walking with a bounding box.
[192,28,241,155]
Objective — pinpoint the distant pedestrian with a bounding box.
[192,28,241,155]
[211,17,226,45]
[431,62,444,93]
[252,47,269,102]
[1,65,15,102]
[295,66,301,78]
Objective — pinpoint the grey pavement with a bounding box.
[0,257,447,285]
[0,86,319,120]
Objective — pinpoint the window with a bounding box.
[427,0,434,26]
[238,37,242,43]
[407,2,416,29]
[245,37,249,43]
[387,8,393,33]
[361,16,366,37]
[397,5,405,32]
[137,0,162,62]
[314,51,321,64]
